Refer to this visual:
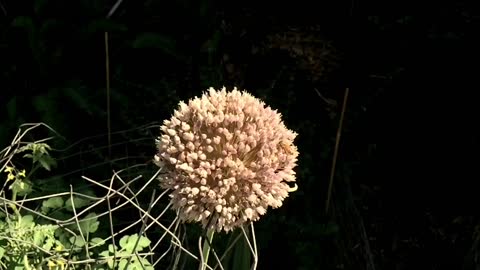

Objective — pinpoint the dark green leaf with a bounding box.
[34,0,49,14]
[6,97,17,120]
[86,19,128,33]
[70,235,85,247]
[78,213,99,235]
[11,16,34,30]
[132,33,178,57]
[228,228,251,270]
[42,197,64,210]
[65,196,91,211]
[64,88,93,115]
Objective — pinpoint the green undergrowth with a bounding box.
[0,126,154,270]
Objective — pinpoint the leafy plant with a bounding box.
[98,235,153,270]
[0,214,64,269]
[1,140,154,269]
[18,142,57,172]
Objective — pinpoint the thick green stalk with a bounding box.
[201,228,215,270]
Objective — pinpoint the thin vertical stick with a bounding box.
[325,88,349,214]
[105,32,112,159]
[106,0,124,18]
[0,1,7,16]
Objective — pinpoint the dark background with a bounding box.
[1,0,479,269]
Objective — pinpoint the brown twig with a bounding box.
[106,0,124,18]
[325,87,349,214]
[0,0,6,16]
[105,32,112,160]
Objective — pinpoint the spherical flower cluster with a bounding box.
[154,87,298,232]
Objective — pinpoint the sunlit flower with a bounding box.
[154,87,298,232]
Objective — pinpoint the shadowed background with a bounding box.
[1,0,479,269]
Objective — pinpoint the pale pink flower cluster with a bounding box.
[154,87,298,232]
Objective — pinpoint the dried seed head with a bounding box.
[155,87,298,232]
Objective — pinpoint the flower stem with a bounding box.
[10,190,20,217]
[201,228,215,270]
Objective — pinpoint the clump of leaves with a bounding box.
[1,142,153,269]
[1,157,68,269]
[18,142,57,171]
[0,214,65,269]
[98,235,153,270]
[4,166,31,199]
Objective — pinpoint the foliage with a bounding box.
[1,140,154,269]
[0,124,260,270]
[98,235,153,270]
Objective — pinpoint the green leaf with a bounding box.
[99,250,110,257]
[64,88,93,115]
[128,261,142,270]
[119,235,129,249]
[19,215,35,228]
[137,257,153,269]
[78,213,99,235]
[200,30,222,54]
[12,16,34,30]
[6,97,17,120]
[33,230,45,246]
[39,155,57,171]
[0,247,5,259]
[65,196,91,211]
[229,229,251,270]
[32,95,54,113]
[318,222,339,236]
[34,0,49,14]
[54,229,71,248]
[86,19,128,33]
[18,143,56,170]
[42,197,64,209]
[131,33,183,60]
[39,19,61,35]
[90,237,106,247]
[42,237,55,251]
[119,234,151,253]
[118,259,128,270]
[107,258,114,269]
[11,179,33,196]
[137,236,151,250]
[69,235,86,247]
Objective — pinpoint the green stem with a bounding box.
[201,229,215,270]
[23,254,31,270]
[26,164,40,181]
[10,190,20,218]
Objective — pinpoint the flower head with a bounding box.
[155,87,298,232]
